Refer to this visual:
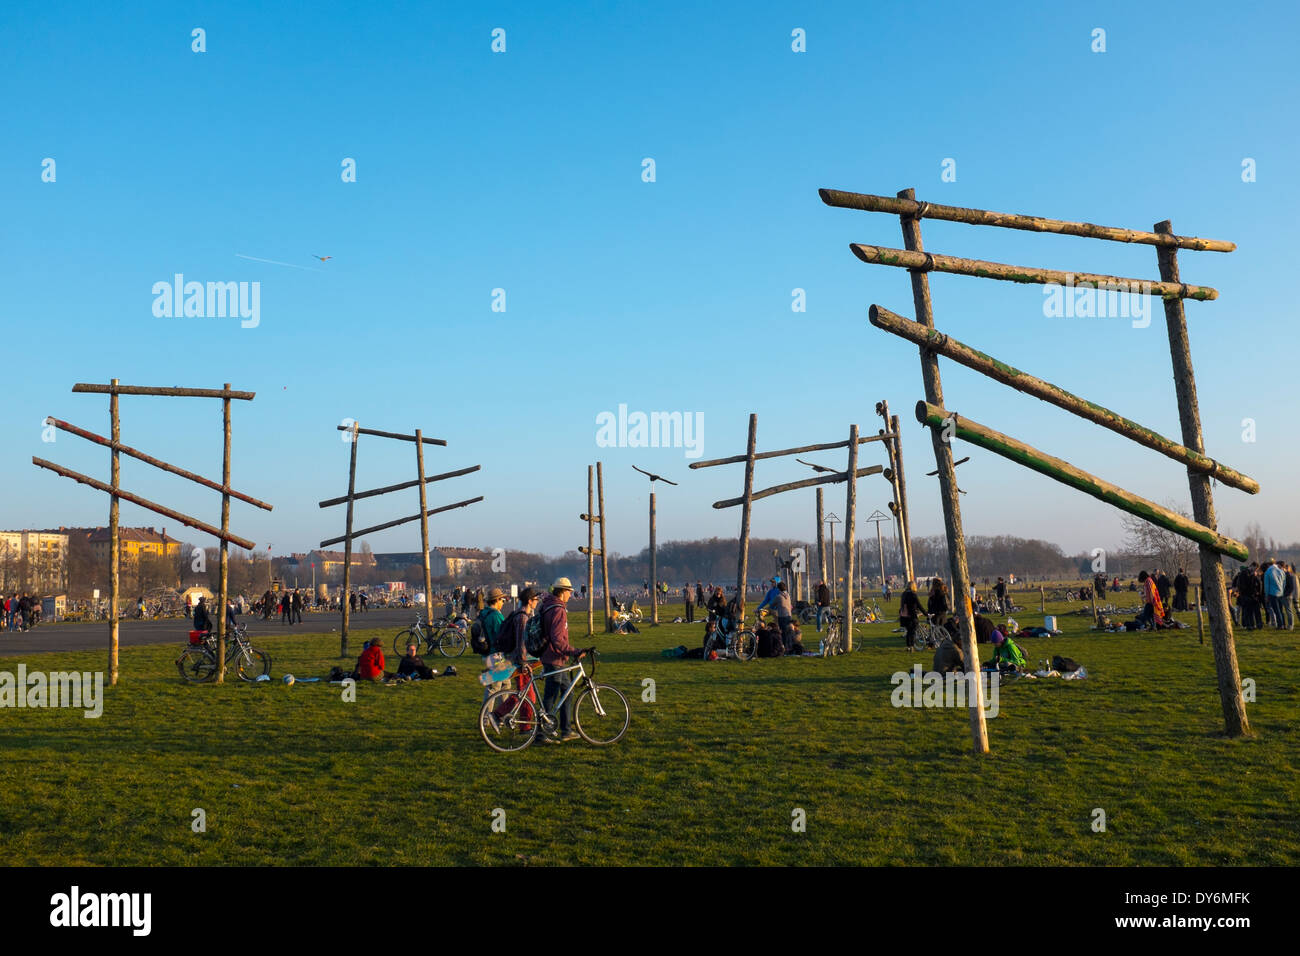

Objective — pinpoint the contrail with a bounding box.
[235,254,324,273]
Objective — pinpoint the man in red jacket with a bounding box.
[353,639,387,681]
[539,577,585,743]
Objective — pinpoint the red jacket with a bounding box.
[538,593,576,666]
[357,644,385,680]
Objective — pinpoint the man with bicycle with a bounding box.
[539,577,584,744]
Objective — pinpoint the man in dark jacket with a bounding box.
[1155,571,1172,613]
[815,580,831,632]
[539,578,584,743]
[899,581,922,651]
[1172,569,1189,612]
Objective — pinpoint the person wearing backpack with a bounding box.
[537,577,584,744]
[482,588,540,701]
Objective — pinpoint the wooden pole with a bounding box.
[914,400,1249,561]
[851,243,1217,301]
[815,487,826,590]
[736,414,757,616]
[690,431,892,470]
[74,383,257,399]
[1195,585,1204,645]
[587,466,594,637]
[712,466,883,509]
[1040,586,1045,614]
[891,413,914,582]
[898,187,988,755]
[869,306,1257,494]
[844,424,858,651]
[332,424,446,445]
[318,465,480,507]
[819,188,1236,253]
[1154,220,1249,736]
[876,519,885,595]
[108,378,120,687]
[319,497,483,547]
[216,385,231,683]
[415,429,434,630]
[340,422,358,658]
[649,491,658,625]
[597,462,611,632]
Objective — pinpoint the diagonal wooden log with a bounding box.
[868,306,1258,494]
[334,424,446,445]
[317,465,481,507]
[913,402,1248,561]
[318,496,484,547]
[819,189,1235,252]
[850,244,1216,300]
[713,466,882,509]
[33,457,257,550]
[691,433,894,469]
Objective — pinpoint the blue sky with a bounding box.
[2,0,1297,560]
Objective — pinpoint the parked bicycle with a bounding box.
[176,623,271,682]
[701,614,757,661]
[821,613,846,656]
[392,612,468,658]
[479,649,630,752]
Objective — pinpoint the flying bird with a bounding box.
[312,255,333,262]
[632,465,678,485]
[796,458,837,474]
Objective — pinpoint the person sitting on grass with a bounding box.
[352,638,388,682]
[397,642,436,680]
[990,629,1027,671]
[932,632,964,673]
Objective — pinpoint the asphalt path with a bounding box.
[0,607,418,657]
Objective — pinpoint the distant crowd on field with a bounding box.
[0,593,40,633]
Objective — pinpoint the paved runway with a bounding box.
[0,607,417,656]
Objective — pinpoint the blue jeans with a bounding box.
[816,606,828,632]
[1266,595,1285,628]
[542,666,575,736]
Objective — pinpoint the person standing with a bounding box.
[539,577,583,743]
[1155,570,1172,613]
[899,580,922,651]
[683,584,695,624]
[1263,559,1286,629]
[814,579,831,632]
[280,591,292,625]
[994,577,1008,614]
[695,582,705,610]
[476,587,509,703]
[926,578,949,626]
[1172,569,1189,612]
[291,588,303,624]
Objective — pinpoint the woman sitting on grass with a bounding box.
[990,630,1027,671]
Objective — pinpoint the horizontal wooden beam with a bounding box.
[579,513,603,522]
[72,383,255,400]
[691,432,895,470]
[578,546,603,556]
[913,402,1248,561]
[819,189,1235,253]
[46,418,274,510]
[335,424,447,445]
[869,306,1258,494]
[317,465,480,508]
[32,457,257,550]
[713,465,883,510]
[318,496,484,547]
[850,244,1216,301]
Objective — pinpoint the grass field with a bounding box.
[1,598,1296,866]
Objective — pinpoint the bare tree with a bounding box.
[1119,501,1198,575]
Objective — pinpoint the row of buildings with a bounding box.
[287,546,493,578]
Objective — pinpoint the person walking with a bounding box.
[280,591,292,625]
[683,584,695,624]
[815,579,831,632]
[539,577,583,744]
[291,588,303,624]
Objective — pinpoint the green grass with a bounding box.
[1,601,1296,866]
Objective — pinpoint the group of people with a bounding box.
[1231,560,1298,631]
[1,593,38,632]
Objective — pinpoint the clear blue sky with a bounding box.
[3,0,1296,561]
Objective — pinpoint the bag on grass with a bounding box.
[1052,655,1080,673]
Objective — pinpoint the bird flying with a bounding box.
[312,255,333,262]
[632,465,678,485]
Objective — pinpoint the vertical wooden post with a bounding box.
[815,486,826,589]
[586,465,594,637]
[875,519,885,596]
[597,461,612,631]
[1039,586,1045,613]
[1195,585,1204,645]
[844,424,858,651]
[736,414,757,616]
[108,378,120,686]
[891,413,914,582]
[340,422,358,658]
[216,384,231,683]
[1090,586,1097,626]
[649,491,658,625]
[415,429,434,629]
[1155,220,1248,736]
[898,186,988,755]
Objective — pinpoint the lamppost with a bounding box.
[632,465,677,626]
[824,512,841,603]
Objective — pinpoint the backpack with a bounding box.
[524,609,549,657]
[469,610,492,656]
[496,610,524,656]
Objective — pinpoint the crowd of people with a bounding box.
[1,592,40,632]
[1230,560,1298,630]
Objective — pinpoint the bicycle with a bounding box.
[912,616,946,650]
[701,615,757,661]
[479,649,630,752]
[852,600,884,625]
[821,613,846,656]
[392,612,468,658]
[176,623,271,682]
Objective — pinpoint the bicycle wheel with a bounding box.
[480,688,540,752]
[394,629,420,658]
[176,647,217,683]
[573,683,630,745]
[733,629,757,661]
[438,627,467,657]
[235,646,271,682]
